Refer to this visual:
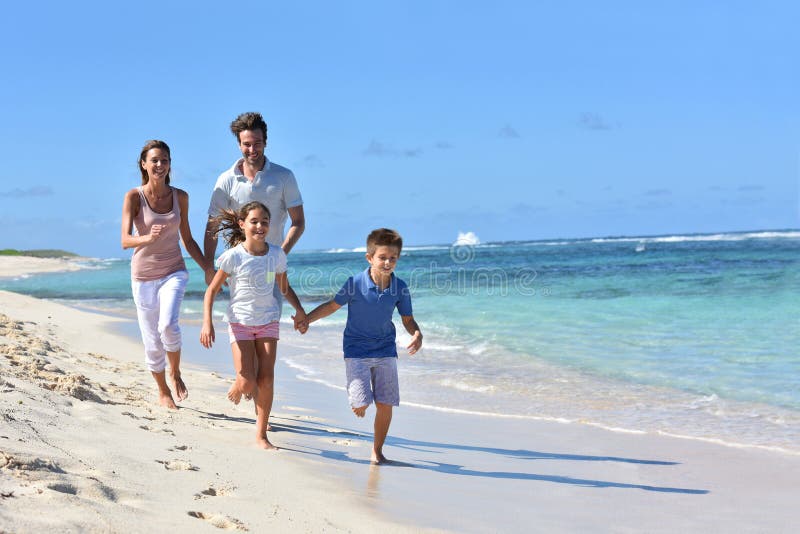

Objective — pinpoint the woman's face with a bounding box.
[140,148,170,182]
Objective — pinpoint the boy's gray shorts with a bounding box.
[345,357,400,408]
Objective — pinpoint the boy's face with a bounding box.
[366,245,400,278]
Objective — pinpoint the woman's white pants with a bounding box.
[131,270,188,372]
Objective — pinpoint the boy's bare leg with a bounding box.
[166,350,188,402]
[372,402,393,464]
[229,341,257,405]
[254,338,278,449]
[151,371,177,409]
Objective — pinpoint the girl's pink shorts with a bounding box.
[227,321,280,342]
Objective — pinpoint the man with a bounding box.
[204,111,305,286]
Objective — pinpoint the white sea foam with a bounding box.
[404,245,451,252]
[400,400,798,454]
[439,378,496,393]
[591,230,800,244]
[466,343,489,356]
[453,231,480,246]
[399,400,573,422]
[423,342,462,353]
[655,431,800,456]
[283,358,323,379]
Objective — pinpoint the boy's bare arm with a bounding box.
[306,300,342,324]
[401,315,423,355]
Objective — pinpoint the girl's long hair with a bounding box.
[210,201,271,249]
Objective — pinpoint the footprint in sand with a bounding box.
[156,459,198,471]
[329,438,358,447]
[187,511,247,531]
[138,424,175,436]
[47,482,78,495]
[195,487,219,498]
[168,445,191,452]
[1,453,65,473]
[193,483,235,499]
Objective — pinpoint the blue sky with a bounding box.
[0,1,797,258]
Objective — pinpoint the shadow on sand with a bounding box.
[249,415,711,495]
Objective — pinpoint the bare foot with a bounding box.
[256,436,278,450]
[159,391,177,409]
[171,373,188,402]
[371,450,388,465]
[227,383,242,405]
[352,405,367,418]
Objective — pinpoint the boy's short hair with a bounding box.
[230,112,268,143]
[366,228,403,255]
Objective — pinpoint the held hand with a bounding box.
[200,323,215,348]
[292,313,308,334]
[406,332,423,355]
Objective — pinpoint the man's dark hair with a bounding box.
[230,112,268,143]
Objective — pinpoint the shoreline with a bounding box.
[2,246,798,457]
[1,289,799,532]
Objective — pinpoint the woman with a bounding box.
[121,140,209,409]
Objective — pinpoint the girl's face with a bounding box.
[140,148,170,182]
[239,208,270,242]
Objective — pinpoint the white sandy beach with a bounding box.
[0,256,88,279]
[1,258,799,532]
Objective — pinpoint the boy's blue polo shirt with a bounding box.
[333,268,413,358]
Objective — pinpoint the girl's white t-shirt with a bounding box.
[216,243,287,325]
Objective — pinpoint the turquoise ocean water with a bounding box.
[2,229,798,453]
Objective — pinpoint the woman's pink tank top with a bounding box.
[131,186,186,281]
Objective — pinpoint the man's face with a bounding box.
[238,129,266,167]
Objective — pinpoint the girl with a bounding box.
[200,201,306,449]
[122,140,209,409]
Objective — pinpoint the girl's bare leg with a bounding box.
[254,337,278,449]
[228,341,257,404]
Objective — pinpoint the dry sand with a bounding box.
[1,256,799,532]
[0,289,420,533]
[0,256,87,279]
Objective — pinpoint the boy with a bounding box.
[302,228,423,464]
